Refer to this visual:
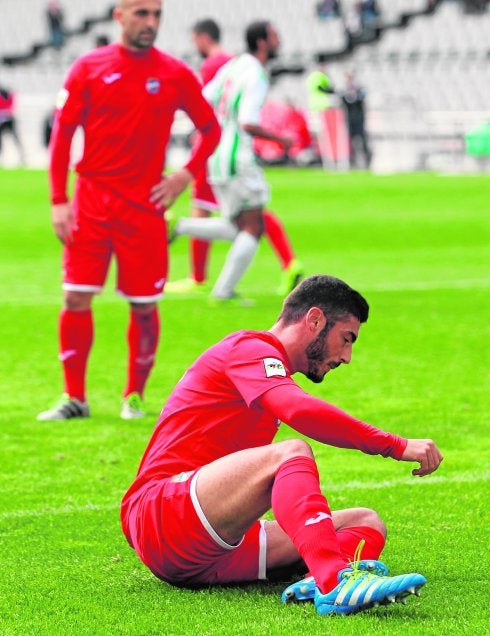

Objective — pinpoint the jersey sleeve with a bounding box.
[225,335,297,407]
[258,383,408,459]
[48,58,87,204]
[56,57,88,126]
[178,66,221,176]
[237,71,268,127]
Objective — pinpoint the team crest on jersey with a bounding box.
[263,357,286,378]
[170,471,194,483]
[146,77,160,94]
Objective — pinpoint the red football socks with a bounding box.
[272,456,348,594]
[263,210,295,269]
[337,525,386,562]
[124,307,160,398]
[190,238,210,284]
[59,308,94,402]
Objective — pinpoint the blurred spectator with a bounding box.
[0,85,25,164]
[462,0,489,13]
[94,34,110,48]
[306,66,335,138]
[316,0,340,19]
[341,72,372,169]
[46,1,65,50]
[359,0,380,26]
[43,108,56,148]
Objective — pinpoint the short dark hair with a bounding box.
[278,275,369,326]
[245,20,270,53]
[193,18,221,42]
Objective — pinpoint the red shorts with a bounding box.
[63,178,168,302]
[121,469,267,586]
[191,167,219,212]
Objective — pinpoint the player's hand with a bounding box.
[52,202,75,243]
[400,438,443,477]
[281,135,294,152]
[150,169,192,209]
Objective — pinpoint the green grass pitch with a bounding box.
[0,168,489,635]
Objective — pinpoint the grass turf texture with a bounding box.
[1,168,489,636]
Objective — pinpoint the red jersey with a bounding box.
[122,330,407,506]
[49,43,220,210]
[201,51,233,85]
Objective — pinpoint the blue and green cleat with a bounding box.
[281,559,389,603]
[314,568,426,616]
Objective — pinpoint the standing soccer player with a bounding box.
[166,18,303,297]
[37,0,220,421]
[170,21,300,302]
[121,274,443,616]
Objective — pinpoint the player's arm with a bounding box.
[150,68,220,210]
[242,123,293,152]
[239,75,292,150]
[48,115,77,243]
[49,61,86,243]
[258,384,443,475]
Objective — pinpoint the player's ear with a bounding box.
[306,307,326,333]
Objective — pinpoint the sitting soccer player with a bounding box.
[121,274,443,616]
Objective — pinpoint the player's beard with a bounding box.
[305,324,335,383]
[267,47,278,61]
[133,29,156,49]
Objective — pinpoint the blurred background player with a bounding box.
[169,21,301,302]
[166,18,303,298]
[37,0,220,422]
[341,71,372,169]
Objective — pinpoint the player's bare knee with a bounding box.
[356,507,386,537]
[273,438,313,467]
[63,291,93,311]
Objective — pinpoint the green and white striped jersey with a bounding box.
[204,53,268,182]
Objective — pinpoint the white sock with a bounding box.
[212,231,259,299]
[177,217,238,241]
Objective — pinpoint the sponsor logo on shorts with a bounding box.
[170,471,194,483]
[146,78,161,94]
[263,357,286,378]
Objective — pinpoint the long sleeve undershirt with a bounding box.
[258,383,407,459]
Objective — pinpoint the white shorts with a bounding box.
[212,166,270,219]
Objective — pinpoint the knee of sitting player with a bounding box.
[273,438,314,466]
[353,507,387,537]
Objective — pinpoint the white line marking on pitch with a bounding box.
[1,472,487,520]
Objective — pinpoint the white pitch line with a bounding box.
[322,471,490,493]
[4,278,489,306]
[1,472,488,520]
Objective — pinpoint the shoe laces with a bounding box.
[342,540,384,583]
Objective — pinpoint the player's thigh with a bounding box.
[195,440,313,544]
[113,207,167,302]
[192,167,219,212]
[63,180,112,291]
[213,168,269,220]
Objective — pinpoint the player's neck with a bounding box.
[206,42,223,58]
